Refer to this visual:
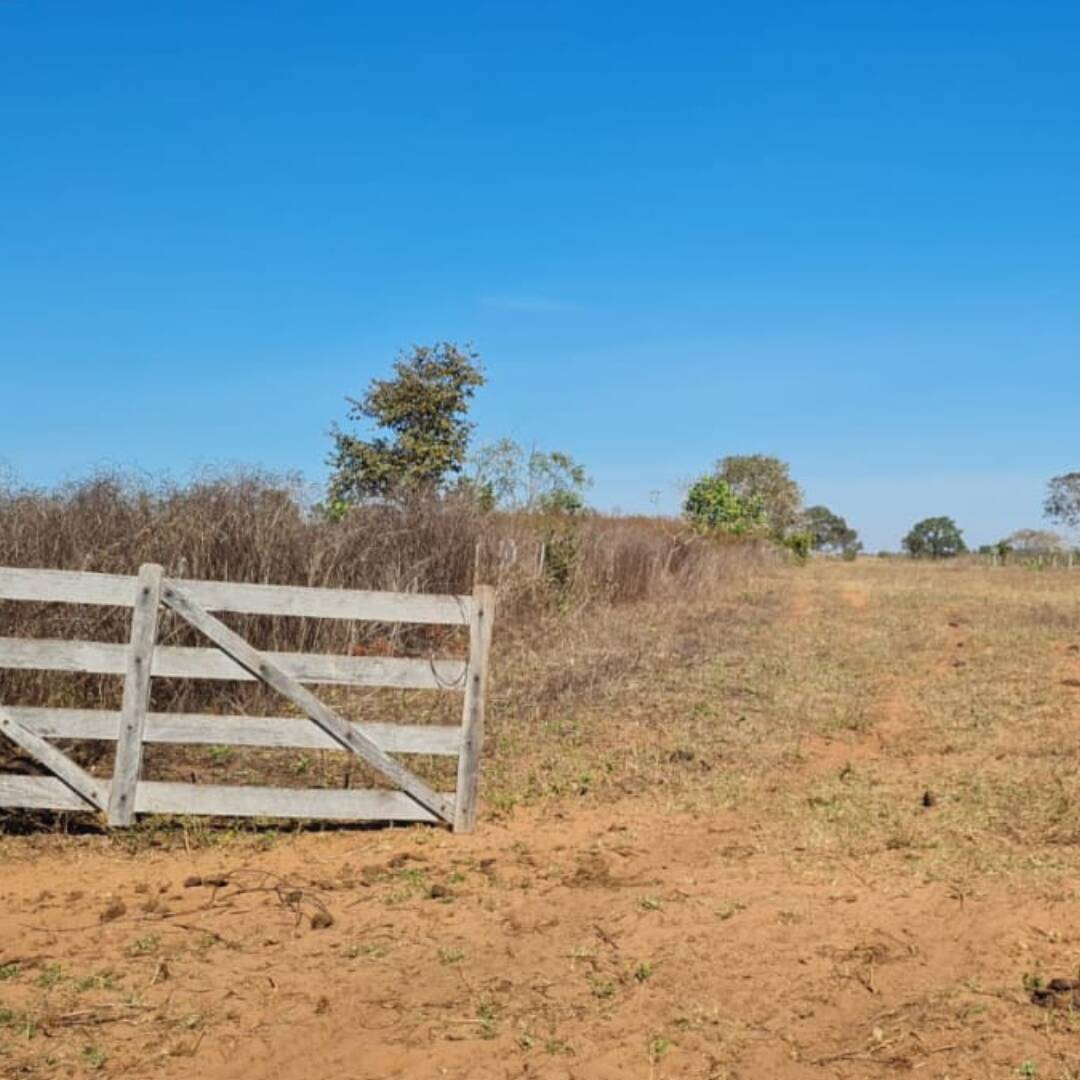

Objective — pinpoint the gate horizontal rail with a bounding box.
[0,566,472,624]
[0,565,494,831]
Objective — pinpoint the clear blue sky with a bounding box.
[2,2,1078,551]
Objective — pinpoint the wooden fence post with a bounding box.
[454,583,495,833]
[108,563,163,826]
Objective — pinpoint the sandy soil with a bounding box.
[2,560,1080,1079]
[1,805,1076,1080]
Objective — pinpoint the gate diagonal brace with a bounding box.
[0,704,108,812]
[158,579,456,825]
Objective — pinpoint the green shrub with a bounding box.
[683,476,767,536]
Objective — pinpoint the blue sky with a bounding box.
[2,1,1078,550]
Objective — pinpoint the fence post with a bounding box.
[454,583,496,833]
[108,563,164,826]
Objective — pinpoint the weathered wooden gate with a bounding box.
[0,566,494,832]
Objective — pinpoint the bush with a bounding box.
[783,531,812,564]
[683,475,767,536]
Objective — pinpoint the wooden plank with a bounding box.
[6,707,463,755]
[0,567,133,607]
[0,706,107,811]
[0,774,446,822]
[160,579,456,824]
[107,564,163,826]
[0,637,467,690]
[136,781,444,821]
[454,584,496,833]
[180,579,470,626]
[0,566,470,625]
[0,773,84,810]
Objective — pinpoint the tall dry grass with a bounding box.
[0,472,771,790]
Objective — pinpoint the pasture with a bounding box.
[1,557,1079,1078]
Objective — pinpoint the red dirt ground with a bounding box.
[3,561,1080,1079]
[0,802,1077,1079]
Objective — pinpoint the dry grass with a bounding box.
[0,471,772,793]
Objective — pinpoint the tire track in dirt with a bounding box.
[785,566,960,778]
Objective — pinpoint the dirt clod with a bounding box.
[567,851,613,887]
[99,899,126,922]
[1031,979,1080,1009]
[184,874,229,888]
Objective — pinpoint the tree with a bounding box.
[902,516,967,559]
[469,439,591,514]
[683,474,768,535]
[1003,528,1067,555]
[714,455,802,536]
[1045,473,1080,530]
[801,505,862,558]
[328,343,484,505]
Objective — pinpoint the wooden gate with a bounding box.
[0,566,494,832]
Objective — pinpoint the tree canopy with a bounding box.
[714,455,802,536]
[902,516,967,559]
[328,343,484,506]
[469,439,591,514]
[1002,528,1067,555]
[1045,472,1080,530]
[683,474,768,535]
[801,505,862,558]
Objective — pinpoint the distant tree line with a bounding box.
[323,340,1076,567]
[681,456,862,561]
[898,471,1080,561]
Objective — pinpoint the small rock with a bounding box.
[921,790,937,808]
[310,910,334,930]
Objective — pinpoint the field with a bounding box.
[2,557,1080,1079]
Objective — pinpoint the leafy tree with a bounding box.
[902,516,967,559]
[714,455,802,536]
[469,439,591,514]
[328,343,484,506]
[801,505,862,558]
[683,475,767,535]
[1045,473,1080,530]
